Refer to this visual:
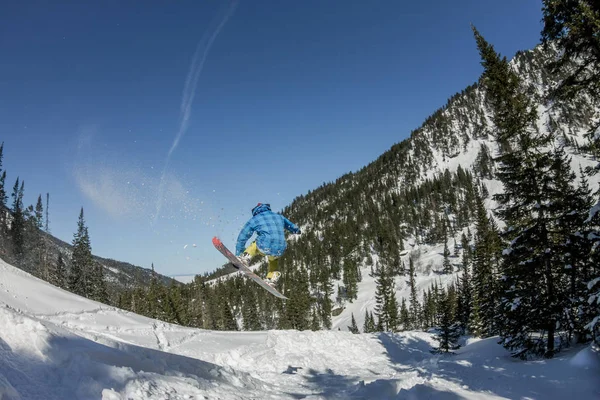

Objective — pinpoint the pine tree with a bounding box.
[32,194,46,278]
[68,208,93,297]
[166,280,186,325]
[443,239,452,274]
[186,276,205,328]
[342,255,359,300]
[146,264,163,319]
[408,257,420,329]
[34,195,43,229]
[474,26,578,358]
[285,266,312,330]
[541,0,600,119]
[422,289,436,329]
[362,310,371,333]
[0,143,6,216]
[220,300,238,331]
[552,158,595,343]
[319,270,333,330]
[457,261,472,334]
[373,260,400,332]
[461,233,471,269]
[242,290,262,331]
[362,310,376,333]
[10,178,25,256]
[373,262,388,329]
[386,283,399,332]
[541,0,600,348]
[431,285,461,354]
[89,262,108,304]
[49,253,66,289]
[310,309,320,331]
[470,189,500,337]
[45,193,50,233]
[587,272,600,345]
[0,171,6,228]
[0,144,7,237]
[203,289,219,330]
[348,312,359,333]
[399,298,410,331]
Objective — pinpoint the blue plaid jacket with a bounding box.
[235,204,300,256]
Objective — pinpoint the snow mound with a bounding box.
[1,257,599,399]
[0,305,262,400]
[570,343,600,370]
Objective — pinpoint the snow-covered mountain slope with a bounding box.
[271,44,600,333]
[1,256,599,399]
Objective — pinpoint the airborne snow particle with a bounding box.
[184,244,188,249]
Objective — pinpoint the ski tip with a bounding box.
[212,236,221,246]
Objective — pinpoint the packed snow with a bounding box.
[0,258,598,399]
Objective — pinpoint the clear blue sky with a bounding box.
[0,0,543,276]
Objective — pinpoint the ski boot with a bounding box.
[265,271,281,287]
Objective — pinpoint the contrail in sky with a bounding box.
[154,0,238,224]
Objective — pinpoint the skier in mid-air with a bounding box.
[236,203,301,285]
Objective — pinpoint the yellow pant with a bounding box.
[244,242,279,273]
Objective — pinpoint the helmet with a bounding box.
[251,203,270,215]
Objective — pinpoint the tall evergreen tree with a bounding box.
[408,257,420,329]
[460,233,471,268]
[220,300,238,331]
[342,255,359,301]
[541,0,600,123]
[10,178,25,256]
[242,290,262,331]
[399,297,410,331]
[34,195,43,229]
[431,285,461,354]
[146,264,163,319]
[442,239,452,274]
[319,269,333,330]
[457,261,472,334]
[89,262,109,304]
[45,193,50,233]
[0,171,6,228]
[0,143,6,215]
[542,0,600,347]
[32,195,46,278]
[551,156,595,343]
[49,253,66,289]
[474,26,581,358]
[166,280,186,325]
[186,276,205,328]
[284,266,312,330]
[470,189,500,337]
[373,262,390,330]
[310,309,320,331]
[348,312,359,334]
[362,310,376,333]
[68,208,93,297]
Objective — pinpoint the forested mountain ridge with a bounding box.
[283,44,595,231]
[277,43,596,273]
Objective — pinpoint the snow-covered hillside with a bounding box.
[288,45,600,335]
[0,257,598,399]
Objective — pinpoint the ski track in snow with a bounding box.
[0,258,599,399]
